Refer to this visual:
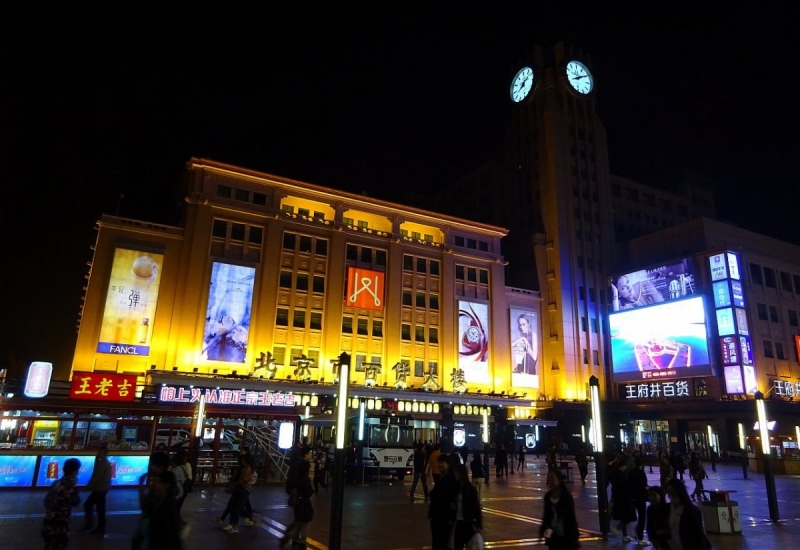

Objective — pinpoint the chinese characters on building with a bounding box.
[624,380,690,399]
[158,385,297,407]
[69,372,137,402]
[772,380,800,397]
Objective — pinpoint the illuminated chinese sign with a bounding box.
[24,362,53,398]
[158,385,297,407]
[97,248,164,356]
[346,267,385,311]
[624,380,691,399]
[69,372,137,402]
[771,379,800,397]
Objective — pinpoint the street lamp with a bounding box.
[737,422,747,479]
[329,352,351,550]
[589,375,608,538]
[754,391,779,521]
[482,406,490,483]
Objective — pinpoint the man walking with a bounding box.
[410,442,429,501]
[82,446,111,535]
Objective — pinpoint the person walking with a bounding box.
[313,444,328,493]
[517,445,526,473]
[659,454,674,490]
[645,486,671,549]
[630,457,650,546]
[496,444,509,478]
[470,451,486,505]
[218,455,255,533]
[172,450,192,516]
[410,442,430,501]
[427,444,443,485]
[547,444,558,470]
[42,458,81,550]
[281,460,314,549]
[82,446,111,535]
[665,478,712,550]
[575,446,589,485]
[539,469,580,550]
[428,454,457,550]
[688,453,708,502]
[452,464,483,550]
[609,459,637,542]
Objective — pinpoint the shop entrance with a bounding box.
[685,431,718,460]
[622,420,670,456]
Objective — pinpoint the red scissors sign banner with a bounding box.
[346,267,384,311]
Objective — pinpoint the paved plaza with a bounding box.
[1,458,798,549]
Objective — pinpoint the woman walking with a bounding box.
[665,478,711,550]
[688,453,708,502]
[452,464,483,550]
[539,469,580,550]
[470,451,486,504]
[281,460,314,549]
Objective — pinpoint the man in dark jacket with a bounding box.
[409,442,429,501]
[82,446,111,534]
[428,455,457,550]
[609,460,637,542]
[629,457,650,545]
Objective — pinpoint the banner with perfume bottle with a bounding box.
[96,247,165,356]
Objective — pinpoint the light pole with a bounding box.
[737,422,748,479]
[754,391,779,522]
[482,406,490,484]
[589,375,608,538]
[329,352,351,550]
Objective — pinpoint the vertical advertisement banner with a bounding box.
[202,263,255,363]
[510,308,539,388]
[97,248,164,356]
[346,267,385,311]
[458,301,489,384]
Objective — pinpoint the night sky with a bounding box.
[4,3,798,379]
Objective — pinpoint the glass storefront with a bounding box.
[620,419,670,456]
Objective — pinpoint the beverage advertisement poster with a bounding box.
[719,336,739,366]
[709,253,728,281]
[458,301,490,383]
[712,281,731,308]
[0,455,37,487]
[609,257,697,311]
[510,308,539,389]
[36,456,94,487]
[24,361,53,398]
[202,263,255,363]
[97,248,164,356]
[107,456,150,486]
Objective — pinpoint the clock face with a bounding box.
[566,61,593,94]
[510,66,534,102]
[466,326,482,344]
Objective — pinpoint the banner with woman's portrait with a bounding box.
[510,308,539,388]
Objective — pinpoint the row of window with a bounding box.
[750,263,800,294]
[455,265,489,284]
[342,316,383,337]
[575,256,604,272]
[611,185,694,214]
[217,184,268,206]
[403,255,440,276]
[762,340,789,361]
[276,308,323,330]
[279,271,326,294]
[347,244,387,266]
[212,220,263,244]
[580,317,600,333]
[573,187,599,203]
[582,349,601,365]
[284,204,326,220]
[401,324,439,344]
[755,303,800,328]
[283,232,328,256]
[453,236,490,252]
[578,286,598,303]
[402,290,439,310]
[568,125,595,143]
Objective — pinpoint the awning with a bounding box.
[513,419,558,427]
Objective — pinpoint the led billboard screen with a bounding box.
[97,248,164,356]
[609,296,711,383]
[201,263,255,363]
[609,257,697,311]
[510,308,539,389]
[0,455,37,487]
[458,301,489,384]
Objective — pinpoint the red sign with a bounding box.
[795,335,800,363]
[346,267,385,311]
[69,371,137,402]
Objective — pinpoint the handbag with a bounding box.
[466,531,485,550]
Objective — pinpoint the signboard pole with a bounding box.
[329,352,351,550]
[589,375,608,539]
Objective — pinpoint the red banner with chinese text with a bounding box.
[69,371,137,402]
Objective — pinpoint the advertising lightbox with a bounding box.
[731,281,745,307]
[0,455,37,487]
[740,337,754,366]
[202,263,256,363]
[712,282,731,308]
[108,456,150,486]
[735,308,749,336]
[716,308,735,336]
[510,308,539,389]
[97,248,164,356]
[720,336,739,366]
[609,257,697,311]
[458,301,490,383]
[346,267,385,311]
[36,456,94,487]
[709,253,728,281]
[727,253,741,280]
[609,296,711,384]
[724,366,744,394]
[24,362,53,398]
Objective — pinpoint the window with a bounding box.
[456,265,465,280]
[581,317,587,332]
[763,340,774,358]
[279,270,292,288]
[375,250,386,266]
[343,216,354,226]
[794,275,800,294]
[310,312,322,330]
[757,304,769,321]
[582,349,589,364]
[424,234,433,243]
[455,236,465,247]
[276,308,289,327]
[403,291,412,306]
[412,231,421,240]
[316,238,328,256]
[273,346,286,366]
[414,360,424,378]
[298,208,310,217]
[429,327,439,344]
[357,220,368,229]
[769,305,779,323]
[479,270,488,284]
[361,247,372,263]
[299,236,312,253]
[296,273,308,292]
[415,325,425,342]
[212,219,227,238]
[234,188,249,202]
[416,292,426,308]
[217,185,232,198]
[592,350,599,365]
[659,199,672,212]
[578,286,586,301]
[416,258,426,273]
[467,268,477,282]
[588,288,596,303]
[293,310,306,328]
[467,238,477,249]
[313,211,325,221]
[789,309,798,328]
[230,223,245,241]
[249,226,263,244]
[403,255,413,271]
[675,203,688,215]
[346,244,358,261]
[313,276,325,294]
[479,241,489,252]
[776,342,787,360]
[591,318,598,333]
[372,320,383,337]
[611,184,621,197]
[428,361,438,376]
[624,188,639,201]
[282,204,294,214]
[749,263,763,285]
[283,232,296,250]
[355,355,366,372]
[401,324,411,340]
[253,192,267,206]
[764,268,776,288]
[429,295,439,311]
[430,260,440,276]
[342,316,353,334]
[781,272,794,293]
[357,318,368,336]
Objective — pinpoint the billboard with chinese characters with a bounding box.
[69,372,137,402]
[0,455,37,487]
[709,253,728,281]
[107,455,150,486]
[609,257,697,312]
[36,456,94,486]
[609,296,711,384]
[719,337,739,366]
[622,380,691,399]
[346,267,385,311]
[97,248,164,356]
[158,385,297,407]
[458,301,490,384]
[202,263,255,363]
[510,308,539,389]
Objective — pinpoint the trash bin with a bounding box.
[701,499,741,534]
